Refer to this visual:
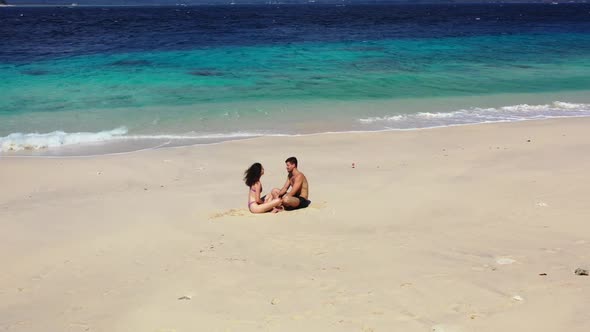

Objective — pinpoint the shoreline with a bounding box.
[3,89,590,156]
[2,114,590,158]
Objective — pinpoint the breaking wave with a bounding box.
[358,101,590,128]
[2,101,590,153]
[0,127,276,152]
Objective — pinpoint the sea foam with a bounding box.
[2,101,589,153]
[358,101,590,127]
[0,127,129,152]
[0,127,278,152]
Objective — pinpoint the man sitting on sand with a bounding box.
[274,156,310,210]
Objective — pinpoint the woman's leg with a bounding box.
[264,194,273,203]
[249,198,283,214]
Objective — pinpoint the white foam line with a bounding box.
[2,100,590,157]
[358,101,590,124]
[0,127,293,153]
[3,115,589,159]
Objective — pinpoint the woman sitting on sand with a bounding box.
[244,163,283,213]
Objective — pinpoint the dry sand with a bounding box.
[1,118,589,332]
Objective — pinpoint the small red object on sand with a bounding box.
[352,162,356,168]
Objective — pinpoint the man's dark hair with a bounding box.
[285,157,298,167]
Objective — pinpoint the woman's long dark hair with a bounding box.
[244,162,263,187]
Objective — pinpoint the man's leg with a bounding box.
[281,195,301,210]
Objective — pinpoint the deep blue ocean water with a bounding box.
[1,4,590,154]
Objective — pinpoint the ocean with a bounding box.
[1,3,590,155]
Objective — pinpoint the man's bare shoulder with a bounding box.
[298,172,307,181]
[290,171,307,182]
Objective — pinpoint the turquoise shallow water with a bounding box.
[3,33,590,115]
[2,5,590,154]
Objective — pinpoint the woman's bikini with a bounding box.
[248,184,261,209]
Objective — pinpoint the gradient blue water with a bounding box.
[1,4,590,153]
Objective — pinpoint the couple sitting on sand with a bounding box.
[244,156,310,214]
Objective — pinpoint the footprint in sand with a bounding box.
[394,309,419,322]
[512,295,524,302]
[209,208,250,220]
[210,201,328,219]
[308,200,327,209]
[285,200,327,214]
[495,257,516,265]
[69,322,90,331]
[432,324,462,332]
[542,248,561,254]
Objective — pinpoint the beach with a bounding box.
[1,117,589,332]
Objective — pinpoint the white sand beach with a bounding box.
[1,118,589,332]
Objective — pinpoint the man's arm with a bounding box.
[277,178,291,198]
